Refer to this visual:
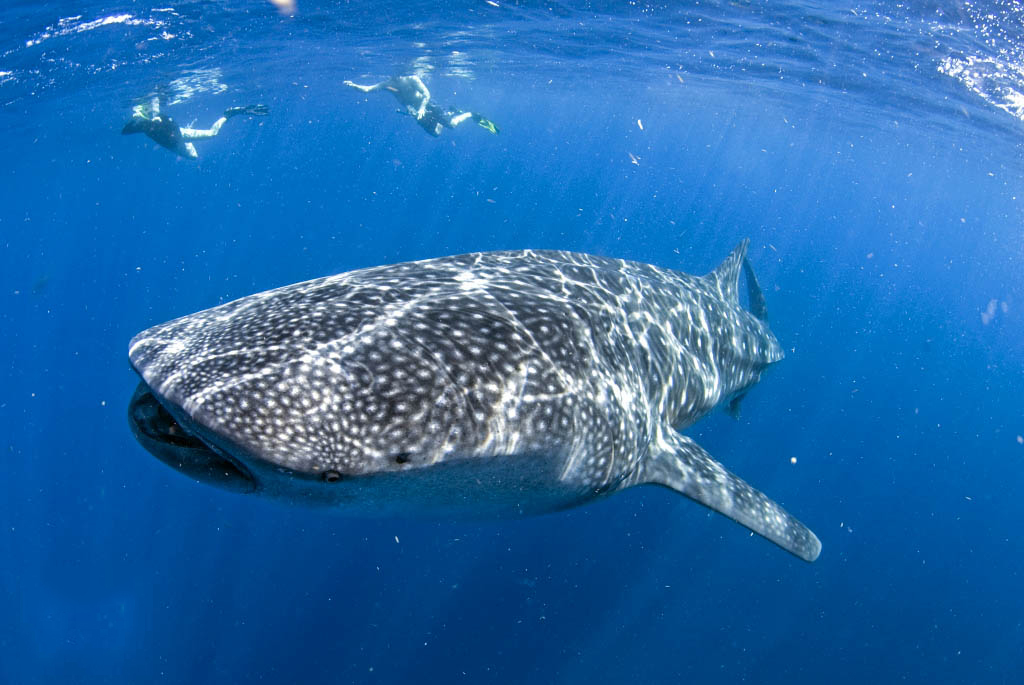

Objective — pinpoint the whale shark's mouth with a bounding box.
[128,382,257,494]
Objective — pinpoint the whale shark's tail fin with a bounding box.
[741,257,769,322]
[704,239,771,322]
[639,430,821,562]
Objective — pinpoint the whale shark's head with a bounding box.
[126,271,558,504]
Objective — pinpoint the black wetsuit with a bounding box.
[416,103,454,137]
[121,116,185,154]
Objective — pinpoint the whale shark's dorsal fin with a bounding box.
[639,430,821,562]
[704,239,749,304]
[705,240,771,323]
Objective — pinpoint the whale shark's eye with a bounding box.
[323,470,343,482]
[393,452,412,465]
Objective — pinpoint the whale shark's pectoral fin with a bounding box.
[641,431,821,562]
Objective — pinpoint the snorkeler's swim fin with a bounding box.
[473,115,499,134]
[224,104,270,118]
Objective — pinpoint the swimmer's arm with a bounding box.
[179,127,210,140]
[343,80,382,93]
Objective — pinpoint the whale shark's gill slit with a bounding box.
[388,315,484,445]
[479,284,582,395]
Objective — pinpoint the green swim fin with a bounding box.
[476,117,499,134]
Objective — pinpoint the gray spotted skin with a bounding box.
[129,244,821,561]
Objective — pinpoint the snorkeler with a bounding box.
[121,96,269,159]
[343,75,499,137]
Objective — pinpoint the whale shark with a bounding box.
[128,242,821,562]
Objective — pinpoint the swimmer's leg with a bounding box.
[441,110,499,134]
[180,104,266,140]
[448,111,473,127]
[343,80,385,92]
[470,113,500,134]
[168,140,199,159]
[180,117,227,140]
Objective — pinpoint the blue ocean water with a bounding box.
[2,0,1023,682]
